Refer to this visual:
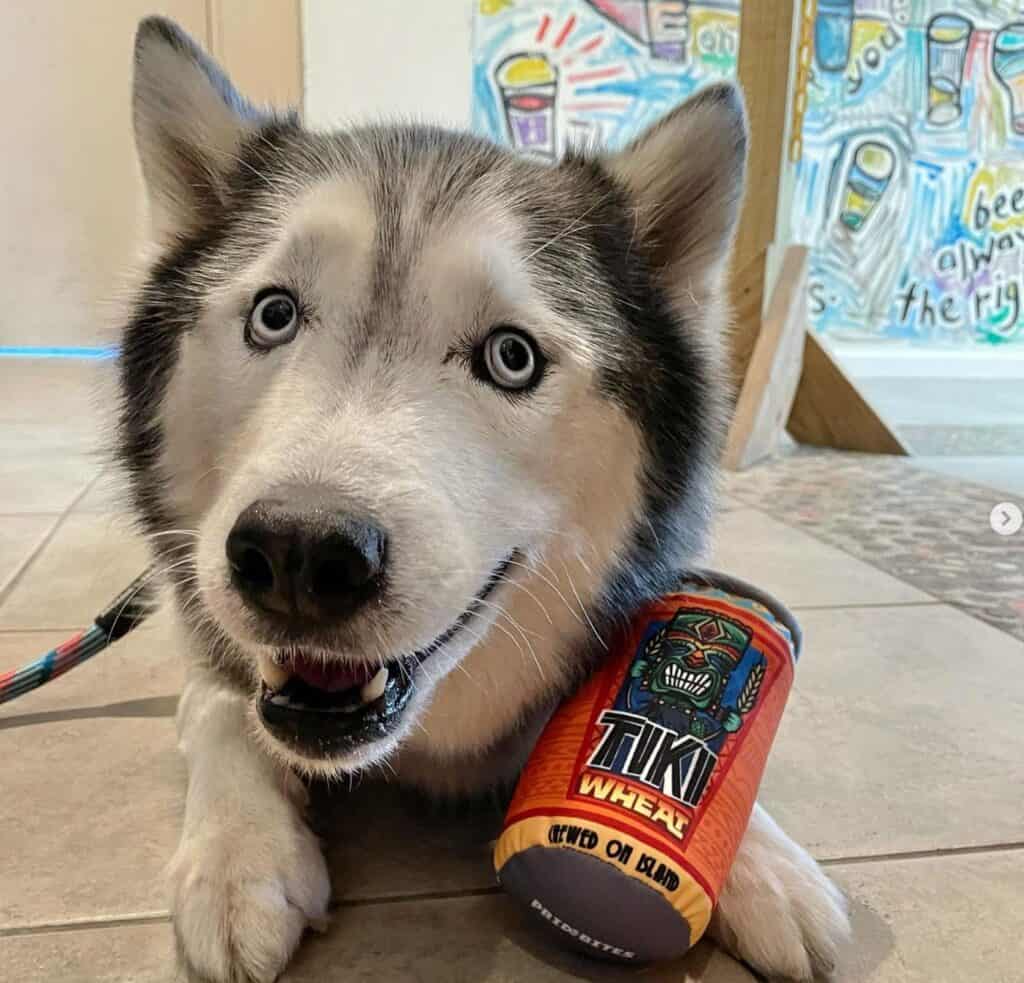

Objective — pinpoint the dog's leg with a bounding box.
[169,664,330,983]
[708,803,851,980]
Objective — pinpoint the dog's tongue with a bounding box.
[290,655,374,693]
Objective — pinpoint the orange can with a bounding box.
[494,579,800,963]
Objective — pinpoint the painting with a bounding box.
[472,0,741,158]
[472,1,1024,348]
[795,0,1024,346]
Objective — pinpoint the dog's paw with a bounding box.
[709,805,851,980]
[168,811,331,983]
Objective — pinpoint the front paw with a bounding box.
[168,812,331,983]
[710,806,851,980]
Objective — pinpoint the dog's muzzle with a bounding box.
[257,651,417,757]
[254,552,517,759]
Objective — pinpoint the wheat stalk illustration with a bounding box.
[736,662,765,714]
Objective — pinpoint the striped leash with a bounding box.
[0,571,155,706]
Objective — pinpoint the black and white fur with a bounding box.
[115,18,849,983]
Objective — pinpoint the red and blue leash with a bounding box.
[0,572,154,706]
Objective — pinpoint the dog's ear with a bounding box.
[132,16,267,237]
[607,83,747,304]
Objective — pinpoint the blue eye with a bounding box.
[247,290,299,349]
[482,328,541,390]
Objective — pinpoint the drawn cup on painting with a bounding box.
[993,23,1024,136]
[646,1,689,62]
[496,53,558,160]
[814,0,854,73]
[839,141,895,233]
[926,14,972,127]
[584,1,689,63]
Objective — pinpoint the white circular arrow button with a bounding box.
[990,502,1023,536]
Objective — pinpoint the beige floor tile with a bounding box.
[70,469,133,514]
[2,899,755,983]
[0,514,60,594]
[1,418,103,454]
[0,513,150,629]
[760,604,1024,857]
[319,781,503,900]
[828,851,1023,983]
[709,508,932,607]
[3,920,175,983]
[0,624,182,928]
[0,358,114,427]
[0,424,100,513]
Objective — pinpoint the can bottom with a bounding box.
[498,844,696,964]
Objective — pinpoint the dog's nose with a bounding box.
[226,498,386,621]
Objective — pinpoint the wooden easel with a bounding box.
[723,0,907,469]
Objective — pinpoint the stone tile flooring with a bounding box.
[1,359,1022,981]
[724,450,1024,642]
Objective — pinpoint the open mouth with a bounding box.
[659,664,713,698]
[256,553,515,758]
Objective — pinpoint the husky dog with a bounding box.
[117,17,849,983]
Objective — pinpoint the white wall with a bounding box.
[303,0,473,129]
[0,1,209,347]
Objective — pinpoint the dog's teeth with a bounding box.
[259,652,292,692]
[360,667,388,703]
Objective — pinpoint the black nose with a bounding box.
[226,497,386,622]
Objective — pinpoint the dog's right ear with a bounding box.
[132,16,265,237]
[606,83,747,314]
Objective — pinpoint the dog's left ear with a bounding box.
[607,83,748,303]
[132,16,271,237]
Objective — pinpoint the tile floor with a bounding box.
[1,359,1022,982]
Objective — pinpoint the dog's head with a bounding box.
[118,17,746,776]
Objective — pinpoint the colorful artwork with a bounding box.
[473,2,1024,347]
[472,0,740,158]
[796,1,1024,346]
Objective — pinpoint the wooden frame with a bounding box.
[724,246,809,469]
[724,0,906,468]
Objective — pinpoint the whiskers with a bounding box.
[502,554,607,653]
[396,538,609,692]
[100,531,201,644]
[468,593,546,683]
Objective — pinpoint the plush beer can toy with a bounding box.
[494,575,801,963]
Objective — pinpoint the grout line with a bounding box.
[0,889,506,939]
[0,476,101,608]
[820,841,1024,867]
[791,600,945,612]
[333,886,501,909]
[0,911,170,938]
[0,518,62,599]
